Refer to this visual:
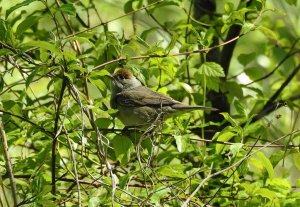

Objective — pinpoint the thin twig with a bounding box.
[63,125,82,206]
[0,118,18,206]
[0,109,54,136]
[51,67,67,196]
[182,129,300,206]
[246,39,300,86]
[92,34,242,71]
[64,0,165,38]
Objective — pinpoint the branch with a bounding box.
[219,24,241,77]
[246,47,300,86]
[220,0,254,77]
[0,41,36,65]
[253,64,300,122]
[65,0,165,38]
[51,67,68,196]
[182,129,300,206]
[92,35,242,71]
[0,119,18,206]
[0,109,54,136]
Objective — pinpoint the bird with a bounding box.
[109,68,218,128]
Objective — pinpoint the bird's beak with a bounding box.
[106,74,114,80]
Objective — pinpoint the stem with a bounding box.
[51,75,67,196]
[201,52,207,155]
[0,118,18,206]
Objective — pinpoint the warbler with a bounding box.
[109,68,217,128]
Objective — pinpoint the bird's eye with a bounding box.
[119,75,126,80]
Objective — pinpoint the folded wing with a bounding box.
[115,86,179,107]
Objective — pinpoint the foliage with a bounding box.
[0,0,300,206]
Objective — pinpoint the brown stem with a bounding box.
[0,119,18,206]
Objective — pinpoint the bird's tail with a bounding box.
[173,104,219,111]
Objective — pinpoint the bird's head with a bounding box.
[110,68,142,93]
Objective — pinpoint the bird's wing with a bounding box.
[115,86,179,107]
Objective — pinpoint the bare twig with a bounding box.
[0,109,54,136]
[246,39,300,86]
[182,129,300,207]
[65,0,165,38]
[92,34,242,71]
[51,67,67,196]
[0,118,18,206]
[253,64,300,122]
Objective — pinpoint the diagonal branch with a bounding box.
[0,109,54,136]
[252,64,300,122]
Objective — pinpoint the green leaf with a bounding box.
[258,25,278,42]
[0,75,4,93]
[267,178,291,192]
[215,130,236,154]
[297,179,300,188]
[198,62,225,77]
[0,20,7,41]
[253,0,263,10]
[119,174,130,189]
[292,152,300,171]
[89,69,110,77]
[0,19,16,44]
[150,186,170,205]
[111,135,133,165]
[174,135,188,153]
[16,16,40,37]
[124,0,134,13]
[220,112,237,126]
[64,36,95,48]
[64,72,76,82]
[157,164,190,178]
[23,41,62,57]
[244,67,265,80]
[256,188,276,201]
[229,143,243,157]
[243,116,265,136]
[57,3,76,16]
[140,27,159,40]
[221,81,243,99]
[141,138,153,156]
[2,100,23,116]
[234,99,247,118]
[6,0,39,18]
[237,52,256,67]
[165,32,177,54]
[285,0,297,6]
[39,49,50,62]
[194,73,220,91]
[257,151,274,178]
[269,150,285,167]
[224,2,235,13]
[241,183,258,194]
[0,48,14,56]
[95,118,111,128]
[88,78,107,93]
[242,22,256,33]
[25,69,38,88]
[32,174,47,194]
[132,35,150,48]
[148,1,180,13]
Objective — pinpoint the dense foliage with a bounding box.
[1,0,300,206]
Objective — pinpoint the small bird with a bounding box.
[109,68,218,128]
